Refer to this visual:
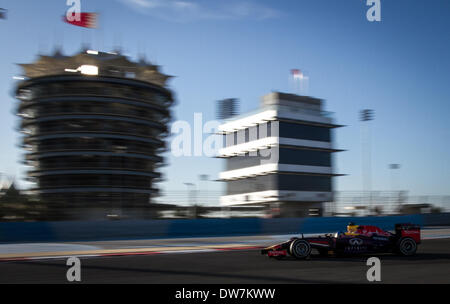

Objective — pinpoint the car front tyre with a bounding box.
[397,237,417,256]
[289,239,312,259]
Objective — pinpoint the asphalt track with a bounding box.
[0,238,449,283]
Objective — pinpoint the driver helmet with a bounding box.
[347,222,359,233]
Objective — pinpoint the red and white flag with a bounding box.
[291,69,303,79]
[290,68,309,95]
[63,12,98,28]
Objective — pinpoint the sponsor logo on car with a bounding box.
[372,236,389,241]
[349,238,363,246]
[267,250,287,257]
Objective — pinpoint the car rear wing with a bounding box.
[395,223,421,243]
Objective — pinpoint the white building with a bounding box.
[218,92,343,217]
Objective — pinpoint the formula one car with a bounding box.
[261,223,420,259]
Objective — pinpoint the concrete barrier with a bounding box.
[0,213,448,244]
[0,220,171,243]
[422,213,450,226]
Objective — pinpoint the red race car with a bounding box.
[261,223,420,259]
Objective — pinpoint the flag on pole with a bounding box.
[290,68,309,95]
[63,12,98,28]
[291,69,303,79]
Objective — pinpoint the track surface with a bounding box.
[0,239,449,283]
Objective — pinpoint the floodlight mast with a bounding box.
[360,109,374,213]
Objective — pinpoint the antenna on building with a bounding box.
[137,41,147,63]
[113,32,122,54]
[38,35,48,55]
[80,41,91,53]
[80,28,93,53]
[52,28,64,56]
[95,11,104,51]
[52,46,64,58]
[216,98,240,120]
[142,44,151,64]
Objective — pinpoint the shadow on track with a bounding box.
[269,252,450,262]
[11,257,342,284]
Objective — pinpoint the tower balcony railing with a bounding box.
[24,126,162,138]
[22,143,162,155]
[222,104,335,123]
[22,108,169,121]
[19,86,172,108]
[32,162,157,171]
[20,113,168,130]
[37,180,154,189]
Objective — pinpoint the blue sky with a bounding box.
[0,0,449,199]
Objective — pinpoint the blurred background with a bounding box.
[0,0,449,223]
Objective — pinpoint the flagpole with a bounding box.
[95,10,102,51]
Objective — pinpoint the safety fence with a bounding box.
[154,190,450,216]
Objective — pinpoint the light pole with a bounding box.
[184,182,197,218]
[389,163,401,209]
[360,109,374,214]
[198,174,209,206]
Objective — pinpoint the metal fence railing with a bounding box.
[326,191,450,216]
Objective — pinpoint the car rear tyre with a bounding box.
[290,239,311,259]
[397,237,417,256]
